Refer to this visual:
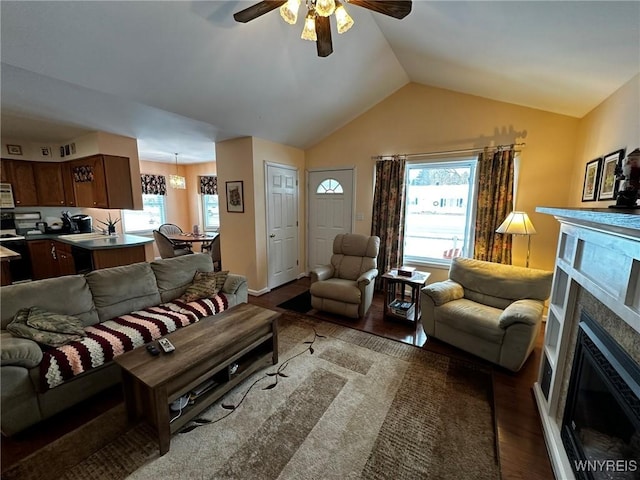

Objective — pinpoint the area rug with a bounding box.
[2,312,498,480]
[276,290,312,313]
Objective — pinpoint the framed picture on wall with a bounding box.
[597,149,625,200]
[582,158,601,202]
[226,181,244,213]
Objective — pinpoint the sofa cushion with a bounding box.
[1,276,98,329]
[1,331,43,368]
[151,254,215,303]
[449,258,553,307]
[179,271,229,303]
[436,298,505,343]
[310,278,361,304]
[7,308,86,347]
[86,262,161,322]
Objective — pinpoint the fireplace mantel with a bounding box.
[534,206,640,479]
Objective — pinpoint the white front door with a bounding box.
[267,163,299,289]
[307,169,354,270]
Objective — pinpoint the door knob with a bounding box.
[269,234,275,238]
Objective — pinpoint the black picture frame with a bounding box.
[582,158,601,202]
[226,181,244,213]
[6,144,22,155]
[597,148,625,200]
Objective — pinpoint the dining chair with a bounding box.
[153,230,193,259]
[158,223,192,253]
[208,234,222,271]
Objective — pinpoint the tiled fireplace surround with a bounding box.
[534,207,640,479]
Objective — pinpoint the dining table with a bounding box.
[165,232,218,252]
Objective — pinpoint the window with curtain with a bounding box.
[403,159,478,265]
[122,174,167,233]
[200,175,219,231]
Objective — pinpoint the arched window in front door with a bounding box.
[316,178,344,194]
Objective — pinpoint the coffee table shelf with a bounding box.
[115,303,280,455]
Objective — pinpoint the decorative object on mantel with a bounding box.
[611,147,640,209]
[169,153,186,190]
[233,0,412,57]
[582,157,601,202]
[97,213,120,235]
[597,148,625,201]
[496,211,537,267]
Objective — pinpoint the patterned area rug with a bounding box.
[2,312,498,480]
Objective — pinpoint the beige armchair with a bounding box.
[421,257,552,372]
[310,234,380,319]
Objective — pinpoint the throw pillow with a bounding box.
[7,308,86,347]
[25,306,87,335]
[179,270,229,303]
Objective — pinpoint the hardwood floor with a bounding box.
[253,278,554,480]
[1,279,553,479]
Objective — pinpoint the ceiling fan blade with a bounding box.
[315,16,333,57]
[233,1,286,23]
[347,0,412,19]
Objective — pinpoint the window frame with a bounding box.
[402,157,478,268]
[121,193,167,234]
[201,193,220,232]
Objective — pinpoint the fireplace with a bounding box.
[561,311,640,479]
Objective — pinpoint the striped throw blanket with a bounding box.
[40,294,229,391]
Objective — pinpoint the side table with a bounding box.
[382,269,431,335]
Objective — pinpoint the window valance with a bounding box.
[141,174,167,195]
[200,175,218,195]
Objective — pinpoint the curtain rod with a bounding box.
[374,142,526,160]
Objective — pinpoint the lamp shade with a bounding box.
[496,211,537,235]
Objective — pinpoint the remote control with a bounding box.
[158,338,176,353]
[146,344,160,356]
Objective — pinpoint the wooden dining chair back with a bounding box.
[209,234,222,271]
[158,223,183,235]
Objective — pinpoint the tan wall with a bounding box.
[215,138,257,289]
[185,162,217,232]
[305,82,580,274]
[569,74,640,208]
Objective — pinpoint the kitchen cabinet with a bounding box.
[68,155,134,209]
[1,159,39,206]
[34,162,66,206]
[28,240,59,280]
[61,162,77,207]
[55,241,76,276]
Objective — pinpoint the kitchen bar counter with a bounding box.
[23,232,153,249]
[0,245,21,260]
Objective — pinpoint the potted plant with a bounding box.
[98,213,120,235]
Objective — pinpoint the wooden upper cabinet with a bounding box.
[1,159,39,206]
[68,155,133,209]
[34,162,66,206]
[61,162,76,207]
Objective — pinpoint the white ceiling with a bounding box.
[1,1,639,164]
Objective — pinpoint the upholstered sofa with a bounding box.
[309,234,380,318]
[421,257,552,372]
[0,254,247,436]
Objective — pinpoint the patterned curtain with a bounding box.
[140,174,167,195]
[371,155,406,290]
[474,148,514,264]
[200,176,218,195]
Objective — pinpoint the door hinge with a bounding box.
[297,260,299,265]
[296,221,298,226]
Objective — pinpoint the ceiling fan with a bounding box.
[234,0,412,57]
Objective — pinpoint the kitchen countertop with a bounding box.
[0,245,21,261]
[23,232,154,250]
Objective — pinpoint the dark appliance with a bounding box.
[0,212,32,283]
[71,215,93,233]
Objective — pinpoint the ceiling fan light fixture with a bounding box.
[280,0,301,25]
[301,11,317,41]
[334,1,353,34]
[315,0,335,17]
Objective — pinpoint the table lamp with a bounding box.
[496,211,537,267]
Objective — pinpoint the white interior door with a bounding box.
[308,169,354,270]
[267,163,298,289]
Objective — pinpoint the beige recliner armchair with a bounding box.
[310,234,380,319]
[421,257,553,372]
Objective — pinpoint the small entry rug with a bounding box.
[2,312,498,480]
[276,290,312,313]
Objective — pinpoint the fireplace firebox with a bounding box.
[561,311,640,479]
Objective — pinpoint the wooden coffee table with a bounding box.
[115,303,280,455]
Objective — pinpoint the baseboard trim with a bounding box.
[248,287,270,297]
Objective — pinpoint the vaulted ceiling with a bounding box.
[1,1,638,163]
